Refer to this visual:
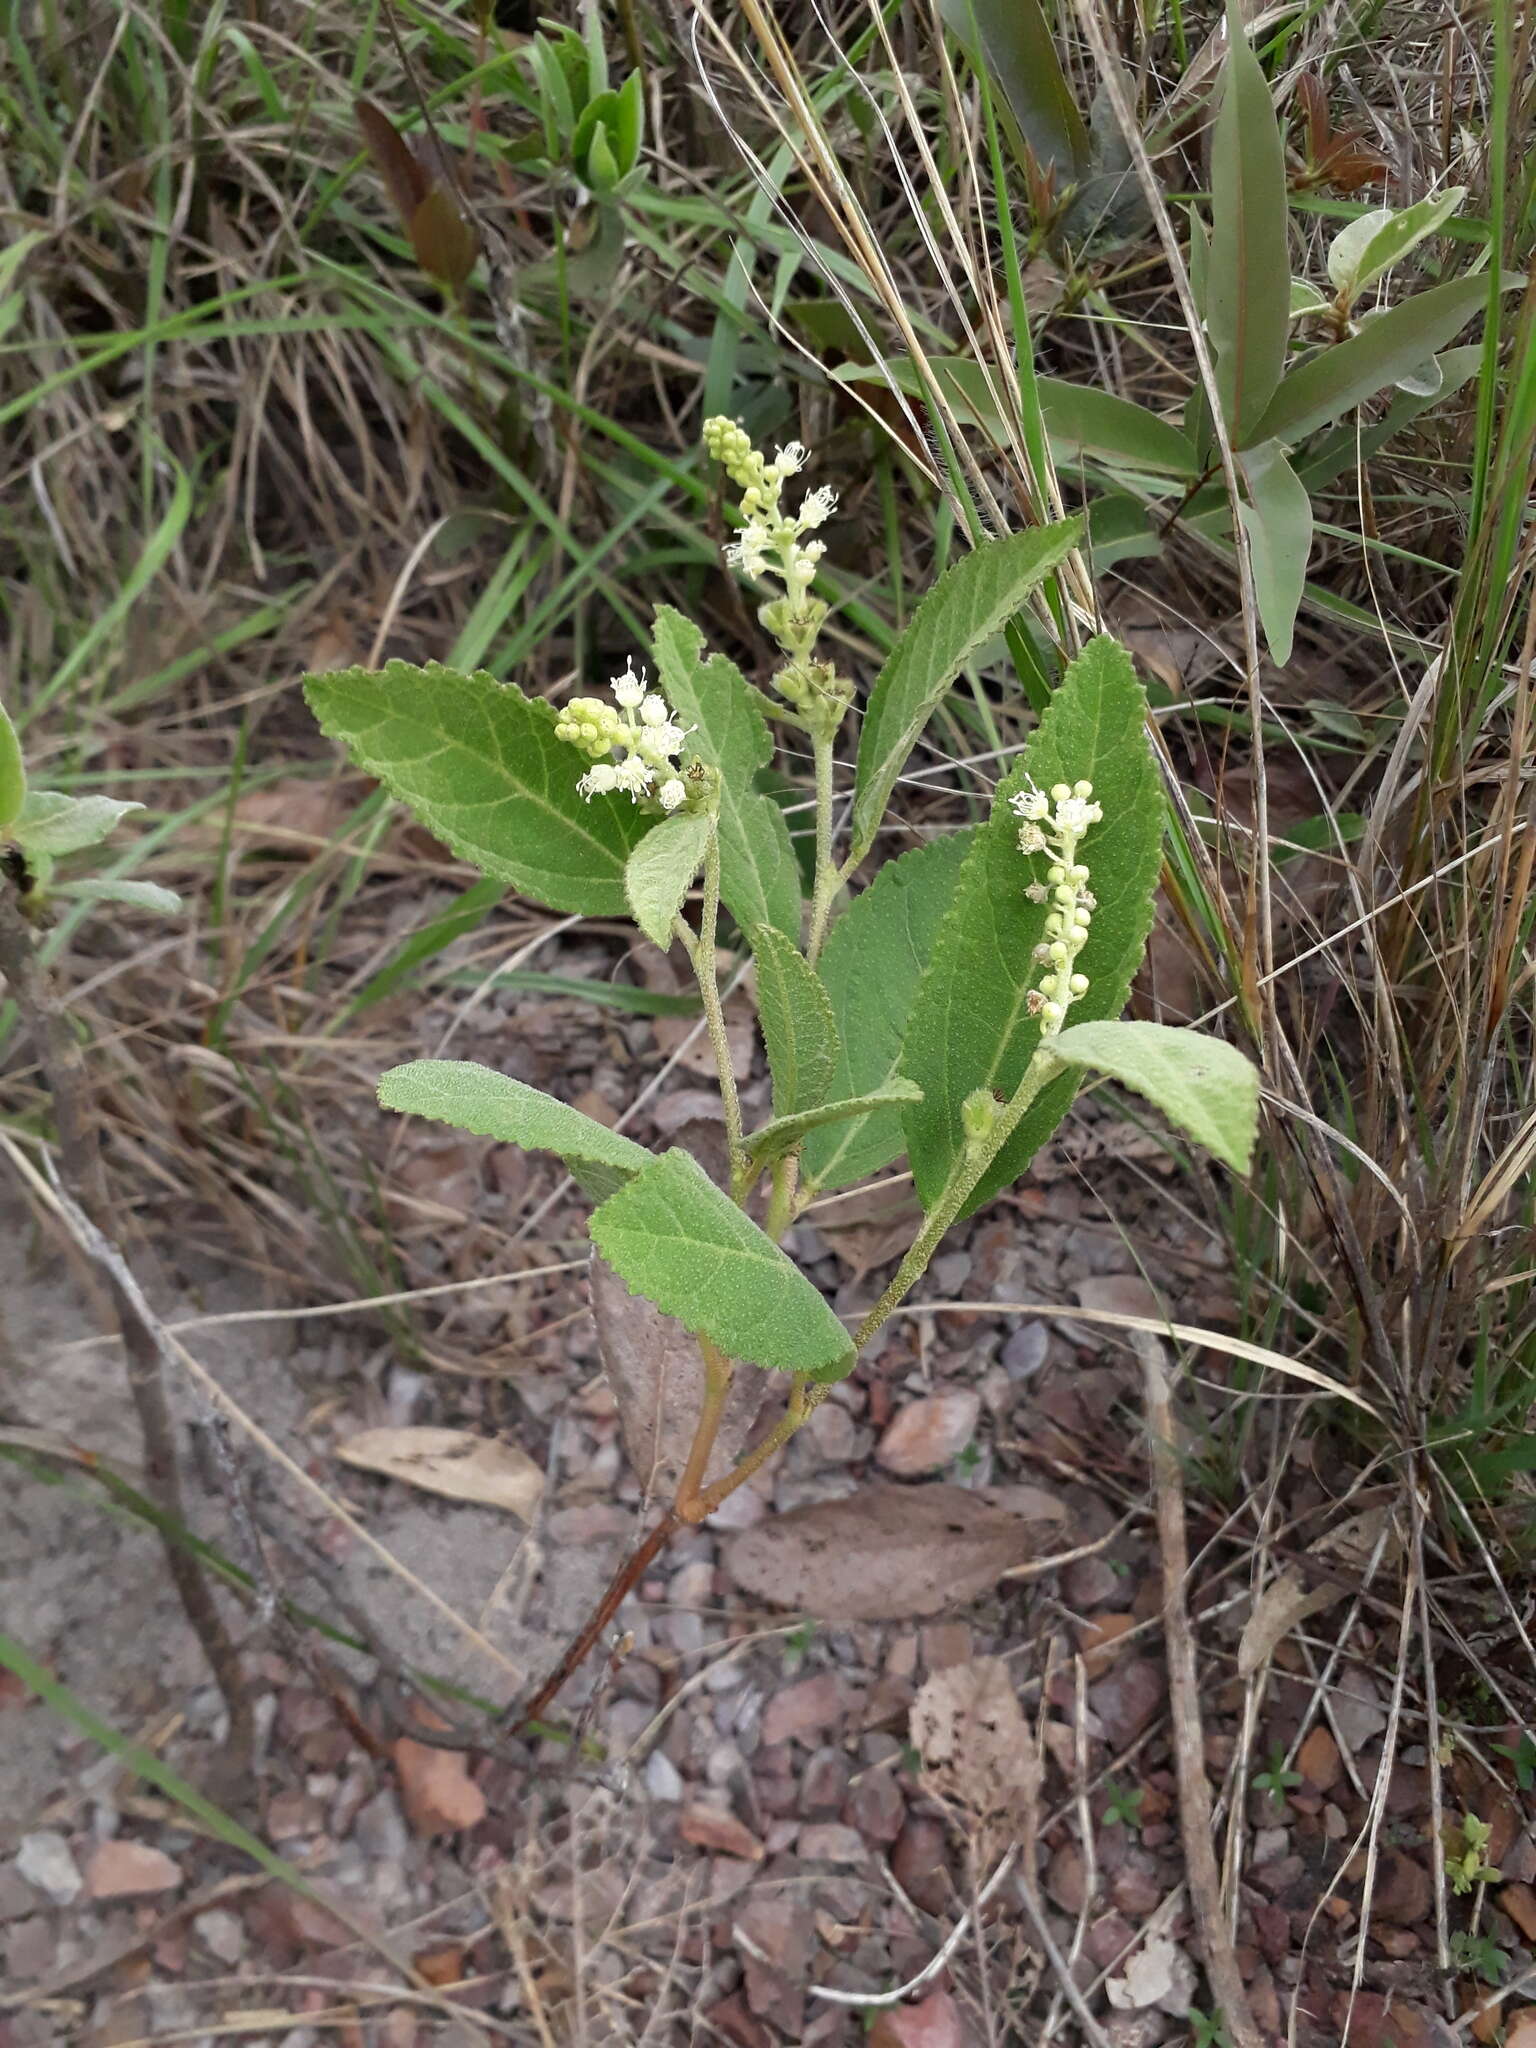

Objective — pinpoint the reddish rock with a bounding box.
[868,1985,966,2048]
[708,1992,773,2048]
[1087,1911,1135,1969]
[1370,1849,1433,1927]
[84,1840,183,1900]
[846,1768,905,1844]
[1090,1659,1165,1746]
[1335,1991,1457,2045]
[1077,1613,1137,1678]
[1108,1853,1165,1917]
[891,1815,951,1916]
[1297,1725,1342,1792]
[799,1824,868,1865]
[875,1391,980,1478]
[1063,1554,1124,1610]
[803,1746,851,1815]
[736,1893,815,2032]
[1044,1842,1088,1914]
[762,1672,845,1748]
[392,1730,486,1837]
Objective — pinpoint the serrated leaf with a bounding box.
[852,518,1084,861]
[304,660,649,915]
[13,791,143,855]
[378,1061,650,1197]
[900,636,1162,1216]
[588,1149,853,1379]
[1207,9,1291,444]
[746,1079,924,1172]
[650,608,801,939]
[1049,1018,1259,1173]
[747,921,840,1119]
[1328,188,1465,303]
[624,808,710,950]
[1254,274,1515,445]
[0,699,23,831]
[1238,440,1312,666]
[55,878,183,916]
[803,833,973,1193]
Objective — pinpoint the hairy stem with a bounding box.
[511,1506,681,1730]
[806,728,839,964]
[692,821,744,1166]
[0,880,254,1780]
[674,1335,734,1516]
[853,1048,1066,1353]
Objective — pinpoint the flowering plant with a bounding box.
[305,422,1259,1712]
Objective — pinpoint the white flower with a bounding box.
[1055,795,1102,836]
[657,778,687,812]
[578,762,619,799]
[1017,823,1047,855]
[776,441,807,476]
[798,485,837,529]
[1012,787,1050,822]
[724,518,775,579]
[611,665,645,710]
[638,694,670,727]
[612,757,654,798]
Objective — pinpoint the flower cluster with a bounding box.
[702,416,836,640]
[1012,778,1103,1037]
[554,661,691,810]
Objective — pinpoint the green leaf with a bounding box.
[1049,1019,1259,1173]
[55,878,183,916]
[1037,378,1202,477]
[747,921,840,1119]
[624,808,711,950]
[378,1061,649,1202]
[1289,278,1329,318]
[745,1079,924,1171]
[0,699,23,831]
[851,517,1084,861]
[900,636,1163,1216]
[588,1149,853,1379]
[13,790,143,855]
[650,608,802,940]
[1295,345,1483,493]
[803,832,973,1192]
[1254,274,1515,445]
[1327,189,1465,303]
[304,661,649,916]
[1206,9,1291,444]
[1238,440,1312,666]
[939,0,1089,183]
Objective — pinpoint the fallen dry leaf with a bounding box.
[1237,1570,1343,1679]
[1105,1933,1195,2013]
[84,1840,183,1900]
[336,1425,543,1521]
[393,1726,487,1836]
[591,1253,767,1497]
[724,1482,1070,1622]
[910,1655,1039,1837]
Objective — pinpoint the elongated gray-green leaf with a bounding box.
[305,661,649,915]
[625,808,711,950]
[589,1149,853,1379]
[803,832,973,1192]
[1207,7,1291,445]
[650,608,801,939]
[747,921,840,1119]
[851,518,1083,861]
[379,1061,649,1189]
[746,1079,924,1172]
[1049,1019,1259,1173]
[14,790,142,855]
[901,636,1163,1216]
[1238,440,1312,667]
[1253,274,1515,446]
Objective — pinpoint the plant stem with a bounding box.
[680,1375,812,1523]
[763,1152,799,1240]
[674,1335,734,1515]
[0,879,254,1780]
[692,821,745,1169]
[806,728,839,964]
[510,1506,681,1730]
[853,1048,1066,1353]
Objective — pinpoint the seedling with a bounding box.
[1444,1813,1502,1895]
[1450,1929,1507,1986]
[305,424,1263,1718]
[1253,1742,1303,1813]
[1102,1779,1145,1833]
[1493,1730,1536,1793]
[1187,2008,1235,2048]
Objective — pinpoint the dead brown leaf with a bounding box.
[336,1426,543,1521]
[725,1483,1070,1622]
[910,1655,1040,1838]
[590,1254,768,1498]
